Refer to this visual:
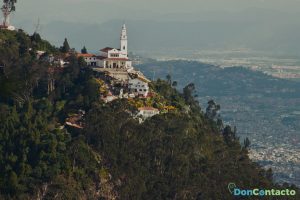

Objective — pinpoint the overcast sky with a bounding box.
[7,0,300,54]
[13,0,300,25]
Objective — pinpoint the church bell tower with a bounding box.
[120,24,128,57]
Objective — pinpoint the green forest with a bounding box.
[0,29,299,200]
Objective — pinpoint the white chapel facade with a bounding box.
[79,23,151,97]
[97,24,132,69]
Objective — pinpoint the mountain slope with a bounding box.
[0,29,299,199]
[138,60,300,186]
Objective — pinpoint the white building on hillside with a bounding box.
[77,53,98,66]
[90,24,152,99]
[128,76,151,97]
[97,24,132,69]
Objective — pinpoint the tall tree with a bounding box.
[166,74,171,85]
[61,38,70,53]
[183,83,195,103]
[205,99,221,121]
[243,137,251,149]
[81,46,87,54]
[172,81,177,87]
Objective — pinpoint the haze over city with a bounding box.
[12,0,300,55]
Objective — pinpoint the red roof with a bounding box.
[100,47,114,52]
[77,53,96,58]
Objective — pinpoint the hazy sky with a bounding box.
[13,0,300,24]
[7,0,300,54]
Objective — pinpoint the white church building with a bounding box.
[97,24,132,69]
[78,24,133,69]
[83,24,151,97]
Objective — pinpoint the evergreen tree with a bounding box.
[31,32,42,43]
[61,38,70,53]
[172,81,178,87]
[205,99,221,121]
[81,46,87,54]
[243,137,251,149]
[166,74,171,85]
